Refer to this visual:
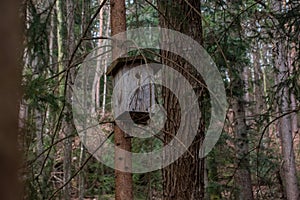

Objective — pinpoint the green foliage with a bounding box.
[126,0,159,28]
[23,75,61,111]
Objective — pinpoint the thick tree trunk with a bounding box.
[110,0,133,199]
[158,1,205,199]
[0,0,22,199]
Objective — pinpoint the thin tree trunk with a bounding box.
[92,1,104,115]
[288,36,298,136]
[227,2,254,198]
[231,96,254,200]
[228,68,253,200]
[102,7,110,117]
[35,109,45,190]
[273,1,300,199]
[276,39,299,200]
[110,0,133,199]
[78,1,91,199]
[260,44,272,146]
[35,108,44,162]
[56,0,64,96]
[64,0,76,198]
[56,0,76,198]
[49,8,54,69]
[253,43,264,115]
[92,5,103,114]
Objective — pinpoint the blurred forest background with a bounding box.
[12,0,300,199]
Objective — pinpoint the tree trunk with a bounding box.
[276,39,300,200]
[56,0,76,198]
[64,0,76,199]
[114,125,133,200]
[228,69,253,200]
[102,8,109,117]
[227,1,254,198]
[253,43,264,115]
[231,96,254,200]
[78,1,91,199]
[287,35,298,136]
[273,1,300,199]
[0,0,22,199]
[110,0,133,199]
[158,1,205,199]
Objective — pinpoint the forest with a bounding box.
[0,0,299,199]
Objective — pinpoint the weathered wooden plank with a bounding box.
[107,55,158,124]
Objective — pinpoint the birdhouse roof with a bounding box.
[106,55,158,76]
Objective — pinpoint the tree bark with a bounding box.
[110,0,133,199]
[0,0,22,199]
[276,40,300,200]
[78,1,92,199]
[56,0,76,198]
[114,125,133,200]
[102,8,109,117]
[273,1,300,199]
[227,1,254,198]
[63,0,76,199]
[231,97,254,200]
[253,43,264,115]
[158,1,205,199]
[228,68,253,200]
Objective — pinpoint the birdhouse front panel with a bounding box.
[107,56,157,124]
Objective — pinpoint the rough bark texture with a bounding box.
[227,0,254,197]
[253,44,264,115]
[228,68,254,200]
[288,37,298,136]
[110,0,133,199]
[230,43,253,200]
[231,97,254,200]
[0,0,22,199]
[114,125,133,200]
[64,0,76,199]
[78,1,92,199]
[273,1,299,199]
[110,0,127,58]
[158,1,205,199]
[276,40,299,200]
[56,0,77,198]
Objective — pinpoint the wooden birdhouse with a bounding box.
[106,55,159,125]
